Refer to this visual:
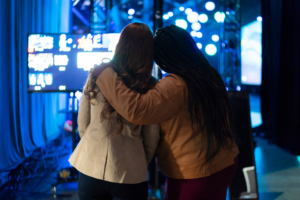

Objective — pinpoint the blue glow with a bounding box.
[196,43,202,49]
[190,31,197,37]
[168,11,174,17]
[187,12,199,23]
[185,8,192,15]
[175,19,188,29]
[198,14,208,23]
[214,12,225,23]
[205,2,215,11]
[212,34,219,42]
[163,14,169,20]
[196,32,203,38]
[128,8,135,15]
[191,22,201,31]
[205,44,217,56]
[179,7,185,11]
[236,85,241,91]
[257,16,262,22]
[297,156,300,163]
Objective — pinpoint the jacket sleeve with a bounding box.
[77,76,92,138]
[96,68,187,125]
[141,124,160,164]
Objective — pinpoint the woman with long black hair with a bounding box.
[93,25,239,200]
[69,23,160,200]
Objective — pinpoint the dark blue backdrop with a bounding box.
[0,0,72,182]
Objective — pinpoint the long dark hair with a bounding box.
[84,23,156,134]
[154,25,235,162]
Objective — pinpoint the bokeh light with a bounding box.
[179,7,185,11]
[197,43,202,49]
[128,8,135,15]
[257,16,262,21]
[191,22,201,31]
[168,11,174,17]
[175,19,188,29]
[214,12,225,23]
[198,14,208,23]
[205,2,215,11]
[196,32,203,38]
[187,12,199,23]
[242,76,247,82]
[190,31,197,37]
[163,14,169,20]
[212,34,219,42]
[185,8,193,15]
[205,44,217,56]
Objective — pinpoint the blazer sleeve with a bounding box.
[141,124,160,164]
[96,68,187,125]
[77,77,92,138]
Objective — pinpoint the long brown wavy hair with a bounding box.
[84,23,156,135]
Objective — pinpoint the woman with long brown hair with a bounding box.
[69,23,160,200]
[93,25,239,200]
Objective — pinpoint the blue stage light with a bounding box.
[212,34,219,42]
[175,19,188,29]
[128,8,135,15]
[185,8,192,15]
[187,12,199,23]
[179,7,185,11]
[196,43,202,49]
[214,12,225,23]
[236,85,241,91]
[190,31,197,37]
[196,32,203,38]
[257,16,262,21]
[205,2,215,11]
[168,11,174,17]
[205,44,217,56]
[163,14,169,20]
[198,14,208,23]
[191,22,201,31]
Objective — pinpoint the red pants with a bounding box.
[165,157,238,200]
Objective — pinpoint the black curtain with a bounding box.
[260,0,282,140]
[261,0,300,153]
[275,0,300,153]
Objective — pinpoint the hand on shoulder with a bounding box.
[92,62,114,78]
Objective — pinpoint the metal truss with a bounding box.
[219,0,241,90]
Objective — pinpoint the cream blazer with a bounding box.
[69,74,160,184]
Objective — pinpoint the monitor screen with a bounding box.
[241,20,262,85]
[27,33,120,92]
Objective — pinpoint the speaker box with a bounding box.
[228,91,259,200]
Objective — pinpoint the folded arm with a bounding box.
[96,68,187,125]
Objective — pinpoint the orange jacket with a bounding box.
[96,68,239,179]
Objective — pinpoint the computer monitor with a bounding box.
[27,33,120,92]
[241,20,262,85]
